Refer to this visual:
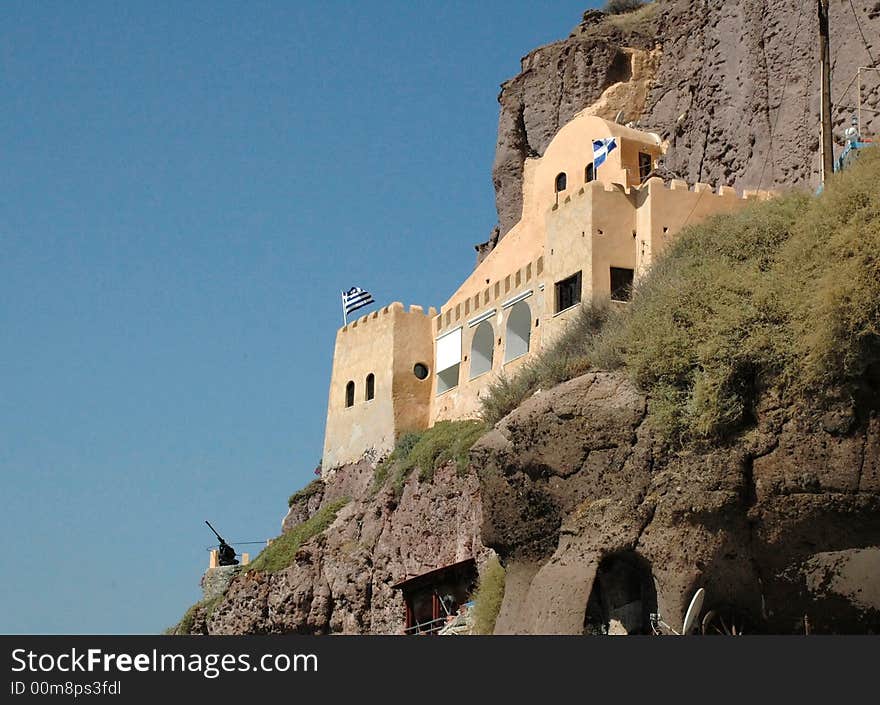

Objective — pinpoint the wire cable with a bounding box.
[848,0,877,68]
[756,0,811,191]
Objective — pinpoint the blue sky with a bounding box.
[1,1,600,634]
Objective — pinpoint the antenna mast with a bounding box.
[818,0,834,183]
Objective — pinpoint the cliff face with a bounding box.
[189,369,880,635]
[174,4,880,635]
[472,373,880,634]
[189,461,488,635]
[489,0,880,245]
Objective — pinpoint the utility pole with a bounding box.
[818,0,834,183]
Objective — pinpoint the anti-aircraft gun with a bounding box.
[205,520,239,566]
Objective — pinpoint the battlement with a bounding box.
[549,177,775,212]
[341,302,437,334]
[435,256,545,334]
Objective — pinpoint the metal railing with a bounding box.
[403,617,450,635]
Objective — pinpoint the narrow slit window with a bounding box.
[585,163,594,183]
[555,172,567,192]
[345,381,355,407]
[638,152,652,182]
[365,373,375,401]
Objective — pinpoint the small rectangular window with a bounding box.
[638,152,652,182]
[555,271,582,313]
[585,163,594,183]
[610,267,634,302]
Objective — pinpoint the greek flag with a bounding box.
[593,137,617,170]
[342,286,374,319]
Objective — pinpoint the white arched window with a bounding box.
[469,321,494,379]
[504,301,531,363]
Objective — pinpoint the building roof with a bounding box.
[391,557,477,592]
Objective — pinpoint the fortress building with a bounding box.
[322,111,773,474]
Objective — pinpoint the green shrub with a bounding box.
[245,499,349,574]
[605,0,644,14]
[479,301,615,425]
[288,478,323,508]
[372,421,487,496]
[471,556,506,635]
[169,595,222,635]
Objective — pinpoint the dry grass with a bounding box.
[480,147,880,445]
[372,421,487,496]
[244,499,349,574]
[471,556,506,635]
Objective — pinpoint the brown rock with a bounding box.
[486,1,880,253]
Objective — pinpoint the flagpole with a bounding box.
[341,291,347,326]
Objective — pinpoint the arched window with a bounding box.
[345,381,355,407]
[365,373,375,401]
[504,301,531,363]
[585,163,594,183]
[469,321,494,379]
[555,172,567,192]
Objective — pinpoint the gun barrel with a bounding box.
[204,520,225,542]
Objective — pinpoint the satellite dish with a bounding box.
[681,588,705,635]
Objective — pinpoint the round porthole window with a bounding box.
[413,363,429,380]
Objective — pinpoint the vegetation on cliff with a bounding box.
[471,556,506,635]
[372,420,487,496]
[288,478,323,508]
[167,594,222,636]
[482,148,880,445]
[245,498,349,574]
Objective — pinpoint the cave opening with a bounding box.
[583,551,657,635]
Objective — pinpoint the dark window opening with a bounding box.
[345,381,355,408]
[555,172,567,192]
[610,267,634,302]
[555,271,582,313]
[585,163,595,183]
[365,373,375,401]
[413,363,429,380]
[638,152,653,182]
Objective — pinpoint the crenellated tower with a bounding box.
[322,302,436,474]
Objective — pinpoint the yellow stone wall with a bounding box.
[322,302,434,473]
[431,257,547,423]
[320,112,776,471]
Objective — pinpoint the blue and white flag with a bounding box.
[342,286,375,320]
[592,137,617,170]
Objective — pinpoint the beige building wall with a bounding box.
[635,178,774,276]
[320,113,778,467]
[443,113,663,315]
[322,303,434,473]
[431,257,547,423]
[544,182,637,344]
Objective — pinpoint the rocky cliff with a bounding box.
[181,460,489,635]
[171,3,880,635]
[486,0,880,249]
[472,372,880,634]
[183,367,880,635]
